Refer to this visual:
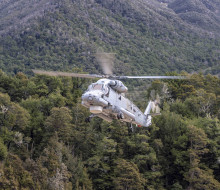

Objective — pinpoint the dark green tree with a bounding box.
[113,159,145,190]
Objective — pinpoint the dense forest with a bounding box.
[0,0,220,189]
[0,70,219,189]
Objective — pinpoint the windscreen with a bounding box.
[92,84,103,90]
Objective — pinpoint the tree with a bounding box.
[184,125,220,190]
[45,107,73,143]
[153,104,188,188]
[0,92,30,132]
[0,92,30,153]
[113,159,145,190]
[0,138,7,160]
[38,135,73,190]
[0,154,34,189]
[87,136,117,189]
[129,132,164,190]
[191,117,220,181]
[63,148,93,190]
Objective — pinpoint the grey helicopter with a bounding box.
[33,52,185,127]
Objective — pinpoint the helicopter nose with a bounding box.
[82,92,108,106]
[82,93,94,102]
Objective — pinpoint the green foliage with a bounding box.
[168,74,220,118]
[113,159,145,190]
[45,107,73,143]
[183,125,220,190]
[0,1,219,189]
[0,71,219,189]
[0,138,7,160]
[1,1,220,77]
[0,154,34,190]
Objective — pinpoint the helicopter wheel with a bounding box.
[117,113,124,120]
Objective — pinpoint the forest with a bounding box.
[1,0,220,189]
[0,70,219,190]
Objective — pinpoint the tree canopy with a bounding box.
[0,71,219,189]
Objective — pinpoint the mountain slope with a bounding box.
[168,0,220,36]
[0,0,220,76]
[0,0,59,35]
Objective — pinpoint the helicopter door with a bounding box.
[105,87,117,106]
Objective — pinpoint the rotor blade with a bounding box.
[32,70,103,79]
[96,52,115,75]
[115,76,187,79]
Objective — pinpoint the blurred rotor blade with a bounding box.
[32,70,103,79]
[116,76,187,79]
[96,52,115,75]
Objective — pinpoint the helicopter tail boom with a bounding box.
[144,100,160,115]
[143,100,161,127]
[144,101,153,115]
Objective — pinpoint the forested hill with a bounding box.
[0,1,220,190]
[0,0,220,76]
[0,71,219,189]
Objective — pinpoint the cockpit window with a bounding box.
[88,84,109,94]
[92,84,103,90]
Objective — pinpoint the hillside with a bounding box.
[0,71,219,189]
[0,0,59,35]
[0,1,220,189]
[0,0,220,76]
[168,0,220,36]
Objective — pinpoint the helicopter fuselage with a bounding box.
[81,79,152,127]
[32,68,184,127]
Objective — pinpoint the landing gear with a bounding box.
[130,123,134,132]
[127,122,136,133]
[117,112,124,120]
[85,114,95,123]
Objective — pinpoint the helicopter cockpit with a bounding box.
[82,82,109,109]
[87,83,109,94]
[91,84,103,90]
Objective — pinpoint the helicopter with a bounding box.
[33,52,185,127]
